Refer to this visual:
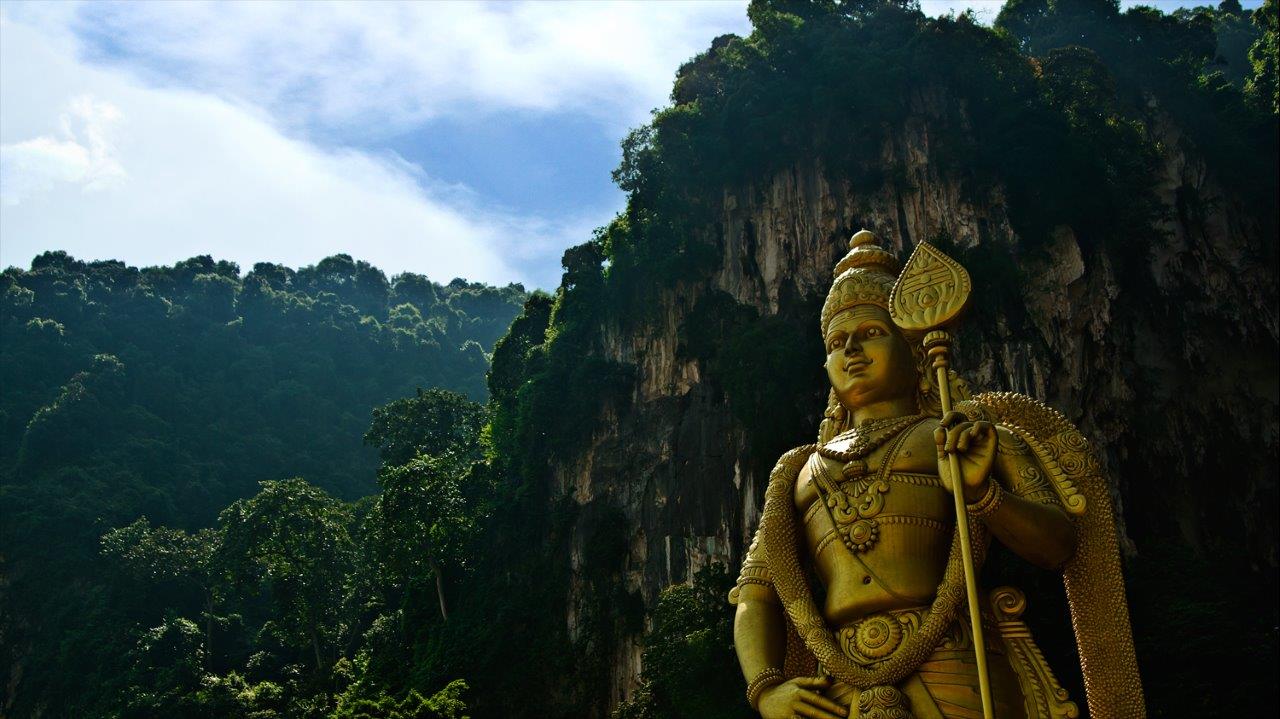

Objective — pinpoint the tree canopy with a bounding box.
[0,253,523,718]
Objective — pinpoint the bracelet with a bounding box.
[966,479,1004,518]
[746,667,784,710]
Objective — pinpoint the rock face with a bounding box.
[552,107,1277,710]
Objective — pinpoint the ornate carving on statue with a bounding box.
[989,586,1079,719]
[889,242,971,332]
[730,230,1145,719]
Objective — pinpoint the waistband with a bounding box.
[832,607,1001,667]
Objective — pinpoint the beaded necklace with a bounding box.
[819,414,925,480]
[811,414,927,553]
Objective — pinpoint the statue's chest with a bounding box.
[794,427,936,503]
[795,427,948,554]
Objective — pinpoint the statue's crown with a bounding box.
[820,229,900,333]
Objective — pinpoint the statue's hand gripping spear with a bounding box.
[888,242,995,719]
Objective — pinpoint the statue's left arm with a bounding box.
[938,413,1076,569]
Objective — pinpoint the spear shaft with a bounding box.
[926,330,994,719]
[889,240,993,719]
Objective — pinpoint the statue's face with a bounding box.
[824,304,918,410]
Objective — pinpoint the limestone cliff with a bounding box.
[549,102,1278,710]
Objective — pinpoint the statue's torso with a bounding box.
[794,423,953,625]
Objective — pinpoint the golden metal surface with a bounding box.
[889,242,971,331]
[730,231,1145,719]
[989,587,1079,719]
[931,338,996,719]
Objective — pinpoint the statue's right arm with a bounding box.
[734,587,845,719]
[733,583,787,683]
[731,561,848,718]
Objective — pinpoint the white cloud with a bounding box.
[0,13,576,287]
[1,95,127,204]
[0,2,753,287]
[24,0,751,137]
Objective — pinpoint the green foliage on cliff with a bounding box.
[607,0,1275,286]
[468,0,1278,716]
[613,566,751,719]
[332,680,469,719]
[0,253,523,718]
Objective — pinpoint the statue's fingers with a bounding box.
[933,426,946,449]
[973,421,994,445]
[956,427,974,452]
[944,424,969,452]
[794,697,846,719]
[793,675,831,689]
[940,410,965,429]
[798,689,848,716]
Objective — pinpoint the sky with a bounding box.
[0,1,1263,289]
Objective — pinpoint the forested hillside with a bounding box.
[0,253,523,717]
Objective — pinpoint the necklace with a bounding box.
[811,415,927,554]
[820,414,924,479]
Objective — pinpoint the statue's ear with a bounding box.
[817,389,847,444]
[918,368,972,416]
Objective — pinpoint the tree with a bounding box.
[217,478,358,673]
[16,353,130,475]
[613,565,749,719]
[372,453,476,621]
[119,617,207,718]
[364,389,489,621]
[1247,0,1278,113]
[102,518,223,664]
[332,679,470,719]
[364,389,487,468]
[0,253,525,717]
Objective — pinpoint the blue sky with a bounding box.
[0,1,1262,289]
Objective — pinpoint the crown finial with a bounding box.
[850,229,877,249]
[833,229,898,277]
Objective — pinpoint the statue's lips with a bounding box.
[845,358,871,372]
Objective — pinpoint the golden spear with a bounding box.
[888,241,994,719]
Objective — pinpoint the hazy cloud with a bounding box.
[13,1,1219,287]
[1,96,127,204]
[0,13,584,287]
[0,2,754,287]
[47,0,751,136]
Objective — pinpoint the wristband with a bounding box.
[966,479,1004,518]
[746,667,785,710]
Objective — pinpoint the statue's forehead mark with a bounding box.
[827,305,891,332]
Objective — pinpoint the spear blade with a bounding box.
[889,241,971,331]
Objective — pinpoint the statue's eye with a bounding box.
[865,327,885,338]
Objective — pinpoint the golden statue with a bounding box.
[729,231,1145,719]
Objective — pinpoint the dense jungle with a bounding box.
[2,0,1277,718]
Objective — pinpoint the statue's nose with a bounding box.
[844,334,862,354]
